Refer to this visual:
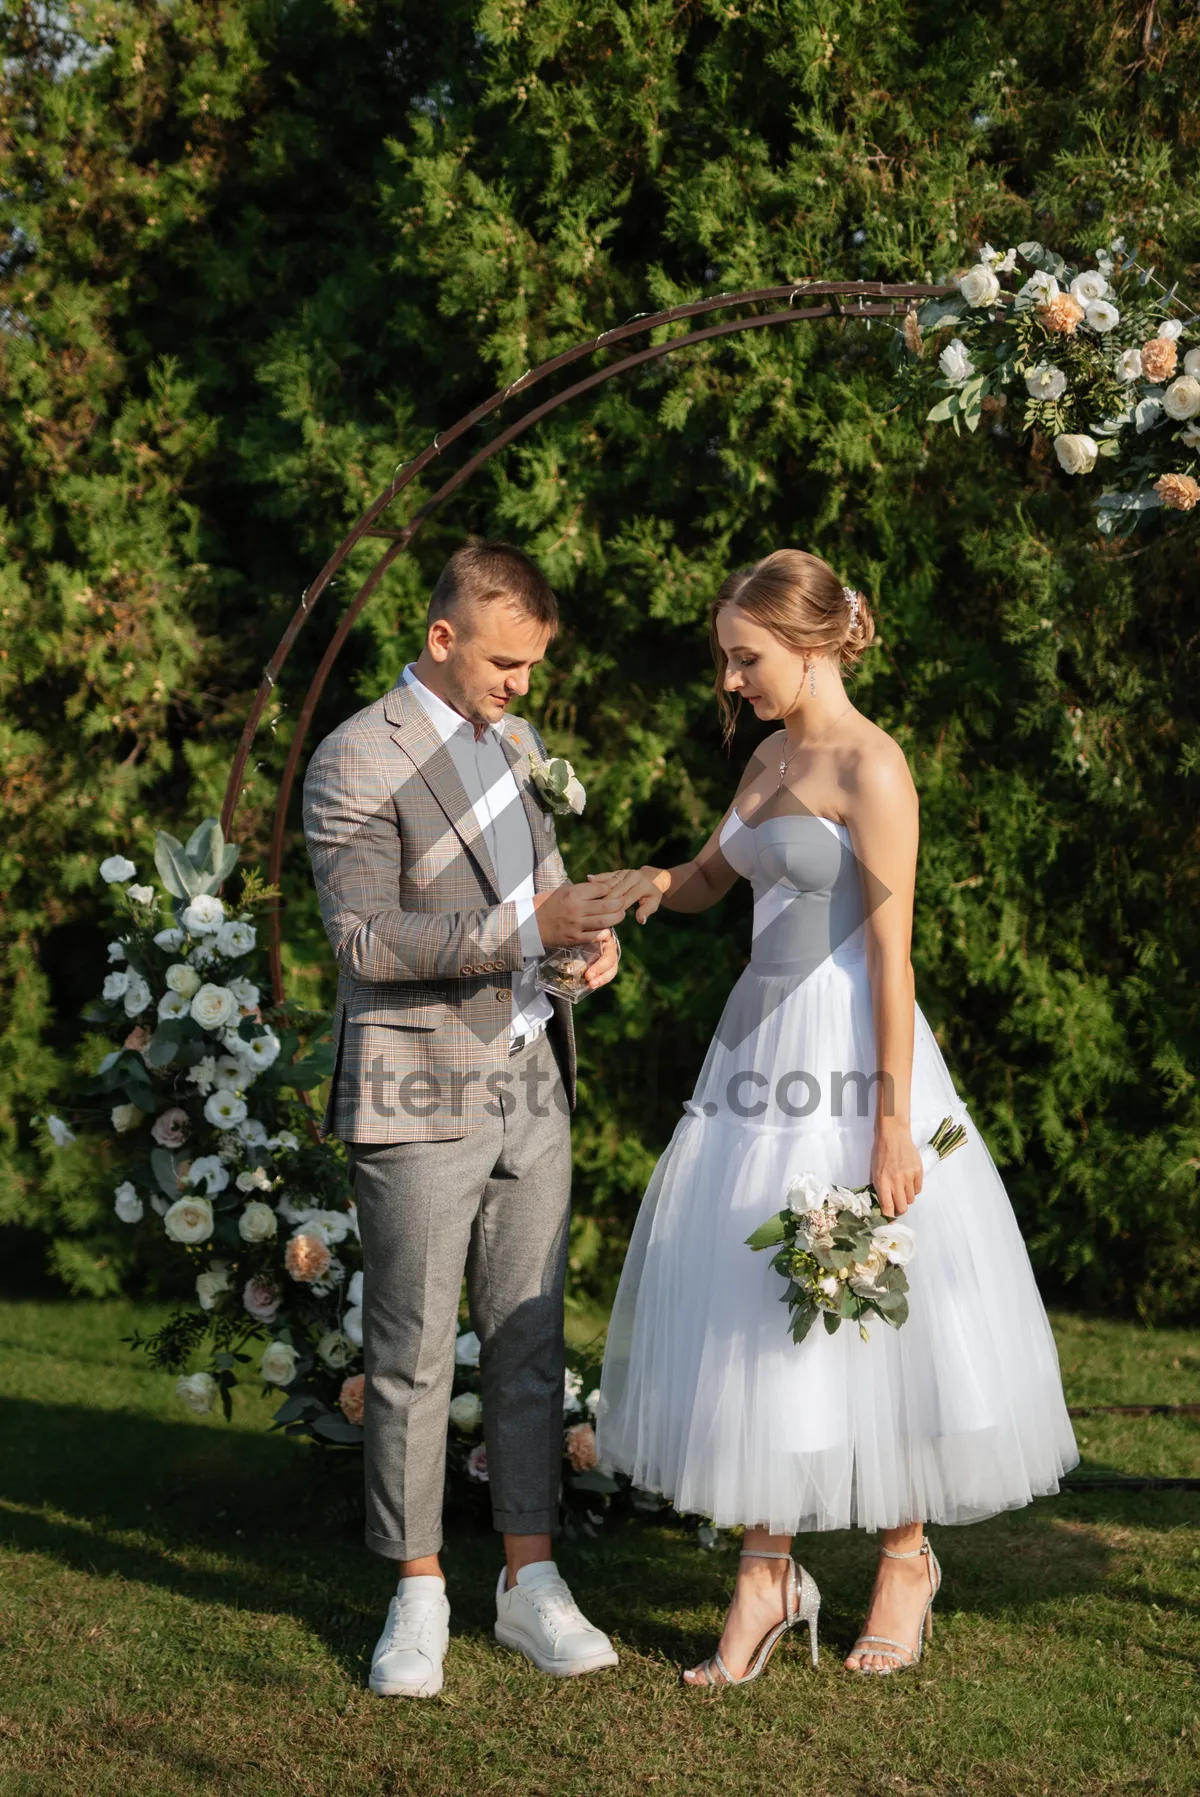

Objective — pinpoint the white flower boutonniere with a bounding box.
[530,756,586,817]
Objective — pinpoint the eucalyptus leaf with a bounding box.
[916,294,966,329]
[568,1469,620,1494]
[151,1147,182,1200]
[744,1213,789,1250]
[144,1032,179,1068]
[310,1414,365,1445]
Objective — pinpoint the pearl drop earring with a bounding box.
[809,661,817,698]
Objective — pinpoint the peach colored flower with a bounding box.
[1154,472,1200,512]
[285,1231,331,1284]
[1037,294,1085,336]
[565,1422,598,1472]
[466,1442,489,1482]
[1142,337,1178,383]
[242,1274,281,1324]
[151,1106,190,1149]
[123,1025,152,1052]
[338,1373,365,1425]
[902,311,923,356]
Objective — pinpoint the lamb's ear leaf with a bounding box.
[151,1147,182,1200]
[155,831,203,899]
[199,842,240,895]
[185,818,223,877]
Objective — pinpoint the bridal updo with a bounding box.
[708,549,876,739]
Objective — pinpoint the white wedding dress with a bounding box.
[597,808,1079,1534]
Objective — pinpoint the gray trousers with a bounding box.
[348,1030,572,1560]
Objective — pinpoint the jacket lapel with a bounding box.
[497,720,560,890]
[382,681,501,899]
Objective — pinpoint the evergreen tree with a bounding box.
[3,0,1198,1316]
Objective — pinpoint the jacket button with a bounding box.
[495,990,509,1003]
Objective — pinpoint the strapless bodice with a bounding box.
[718,808,867,977]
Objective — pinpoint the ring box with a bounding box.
[534,933,620,1003]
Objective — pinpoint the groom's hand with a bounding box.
[533,880,627,949]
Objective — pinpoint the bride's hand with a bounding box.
[870,1120,924,1218]
[587,867,669,923]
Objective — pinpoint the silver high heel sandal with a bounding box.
[685,1549,821,1689]
[848,1538,942,1676]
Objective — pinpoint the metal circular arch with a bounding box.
[216,280,952,1004]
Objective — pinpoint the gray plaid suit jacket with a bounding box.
[302,679,576,1144]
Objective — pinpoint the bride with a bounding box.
[592,550,1078,1684]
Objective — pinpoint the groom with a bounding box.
[302,539,626,1699]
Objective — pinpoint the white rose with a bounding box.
[585,1387,600,1420]
[107,940,127,963]
[238,1201,278,1243]
[871,1221,917,1266]
[448,1392,483,1433]
[1158,318,1184,341]
[176,1371,218,1415]
[958,263,1000,308]
[113,1181,143,1223]
[228,976,260,1009]
[849,1243,889,1291]
[216,920,256,957]
[190,983,239,1031]
[46,1114,76,1147]
[317,1329,355,1370]
[786,1170,835,1215]
[111,1102,144,1132]
[259,1341,298,1386]
[563,1367,584,1415]
[164,1196,214,1244]
[1053,432,1099,476]
[180,894,225,934]
[1116,347,1143,382]
[1180,424,1200,448]
[127,884,156,905]
[454,1330,482,1368]
[166,963,203,998]
[154,927,185,951]
[1024,362,1067,402]
[1015,270,1059,309]
[346,1269,363,1307]
[102,970,131,1001]
[937,337,974,384]
[204,1090,248,1130]
[188,942,217,970]
[1183,348,1200,379]
[122,974,151,1017]
[241,1032,280,1073]
[831,1183,873,1218]
[1069,269,1109,304]
[342,1305,364,1348]
[1086,300,1119,334]
[196,1262,232,1311]
[157,991,190,1021]
[186,1154,229,1196]
[564,775,586,816]
[1162,376,1200,421]
[99,855,136,884]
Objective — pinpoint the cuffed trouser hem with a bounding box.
[492,1508,560,1536]
[366,1523,443,1561]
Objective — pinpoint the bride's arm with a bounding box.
[845,740,924,1218]
[589,746,772,920]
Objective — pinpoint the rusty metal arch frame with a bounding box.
[217,280,953,1005]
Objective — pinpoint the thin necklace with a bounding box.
[776,703,853,790]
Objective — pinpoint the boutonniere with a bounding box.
[529,755,586,818]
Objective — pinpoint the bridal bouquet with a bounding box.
[907,236,1200,536]
[746,1117,967,1343]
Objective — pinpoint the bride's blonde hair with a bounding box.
[708,549,876,741]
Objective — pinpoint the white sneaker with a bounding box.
[369,1575,450,1698]
[494,1560,619,1676]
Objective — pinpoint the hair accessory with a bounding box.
[843,584,860,625]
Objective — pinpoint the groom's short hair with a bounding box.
[428,539,559,636]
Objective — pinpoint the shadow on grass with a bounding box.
[1,1394,1195,1684]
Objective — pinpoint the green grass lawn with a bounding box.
[0,1301,1196,1797]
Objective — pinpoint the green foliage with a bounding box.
[3,0,1199,1318]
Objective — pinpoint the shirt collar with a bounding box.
[400,663,505,747]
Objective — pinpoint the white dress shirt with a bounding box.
[401,664,553,1047]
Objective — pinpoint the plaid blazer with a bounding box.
[302,679,576,1144]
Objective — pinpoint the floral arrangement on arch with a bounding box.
[908,236,1200,535]
[42,818,367,1442]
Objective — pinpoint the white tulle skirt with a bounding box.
[596,943,1080,1533]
